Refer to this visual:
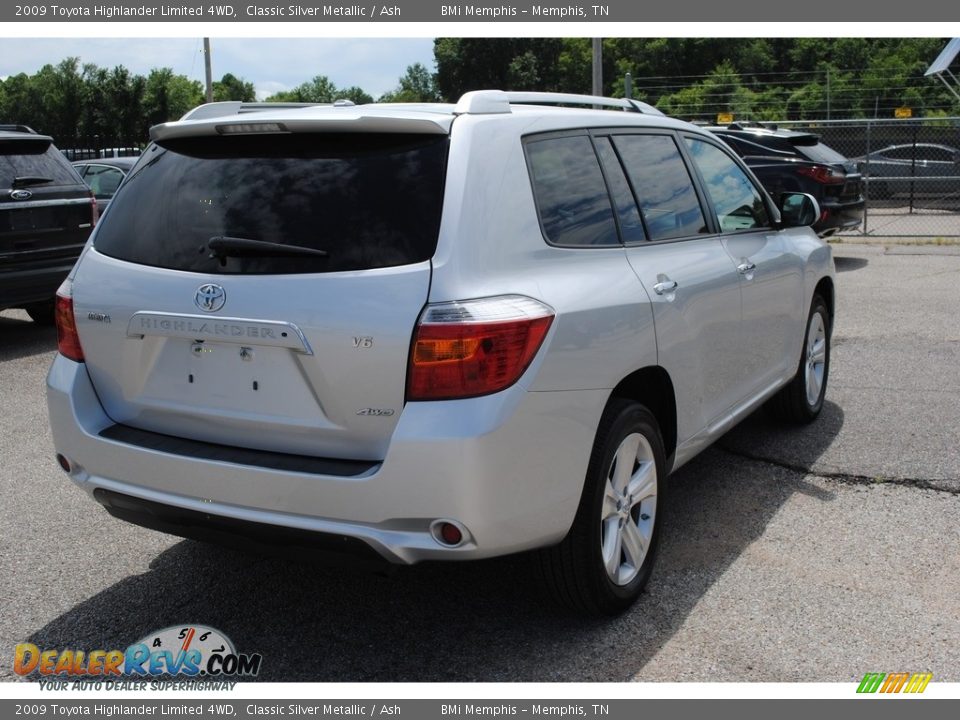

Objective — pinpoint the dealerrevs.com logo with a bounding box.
[14,625,262,691]
[856,672,933,694]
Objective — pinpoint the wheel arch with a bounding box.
[609,366,678,471]
[814,275,835,325]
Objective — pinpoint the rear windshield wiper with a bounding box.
[12,176,53,187]
[206,236,329,263]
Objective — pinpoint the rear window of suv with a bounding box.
[794,142,847,165]
[1,138,80,187]
[93,133,448,275]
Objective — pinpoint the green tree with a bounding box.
[434,38,564,100]
[336,86,373,104]
[378,63,438,102]
[265,75,372,104]
[97,66,146,141]
[0,74,41,130]
[35,58,86,139]
[266,75,338,103]
[143,68,204,127]
[213,72,256,102]
[507,51,540,89]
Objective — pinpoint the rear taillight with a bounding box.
[796,165,845,185]
[407,295,554,401]
[89,191,99,227]
[55,285,84,362]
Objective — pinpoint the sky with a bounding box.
[0,37,436,99]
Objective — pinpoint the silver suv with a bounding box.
[47,91,834,614]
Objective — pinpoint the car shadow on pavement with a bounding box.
[833,256,869,273]
[21,403,843,682]
[0,312,57,362]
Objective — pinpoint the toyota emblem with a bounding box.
[195,284,226,312]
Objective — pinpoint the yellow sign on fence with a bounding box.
[717,112,734,124]
[895,106,913,119]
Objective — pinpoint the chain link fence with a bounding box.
[774,118,960,237]
[56,136,145,162]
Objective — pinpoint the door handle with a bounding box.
[737,262,756,275]
[653,280,678,295]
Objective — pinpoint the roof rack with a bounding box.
[453,90,663,116]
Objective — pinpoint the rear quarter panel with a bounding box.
[428,113,659,395]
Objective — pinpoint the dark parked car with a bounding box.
[1,125,97,324]
[72,157,137,216]
[706,124,865,237]
[854,143,960,199]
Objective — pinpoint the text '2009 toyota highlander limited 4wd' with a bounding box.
[47,92,834,614]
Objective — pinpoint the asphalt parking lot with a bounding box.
[1,242,958,683]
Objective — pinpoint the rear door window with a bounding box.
[525,134,619,247]
[93,133,448,275]
[612,134,708,241]
[594,138,647,244]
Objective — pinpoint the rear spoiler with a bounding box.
[151,104,452,142]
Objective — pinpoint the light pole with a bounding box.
[592,38,603,97]
[204,37,213,103]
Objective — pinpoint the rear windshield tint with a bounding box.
[795,142,847,165]
[93,133,448,274]
[717,133,799,158]
[1,140,80,188]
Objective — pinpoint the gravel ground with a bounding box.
[1,243,958,682]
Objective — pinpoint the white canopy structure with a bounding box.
[925,38,960,102]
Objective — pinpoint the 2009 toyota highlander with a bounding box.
[47,91,834,614]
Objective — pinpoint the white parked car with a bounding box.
[47,92,834,614]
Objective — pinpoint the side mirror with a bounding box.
[778,192,821,228]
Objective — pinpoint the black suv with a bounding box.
[706,124,864,237]
[1,125,97,324]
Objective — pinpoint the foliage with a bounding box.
[433,37,959,121]
[378,63,439,102]
[0,59,255,146]
[263,75,372,104]
[3,39,958,152]
[434,38,565,99]
[213,73,256,103]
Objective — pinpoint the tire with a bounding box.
[24,300,56,326]
[768,294,830,423]
[537,399,666,615]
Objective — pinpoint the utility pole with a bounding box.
[592,38,603,97]
[826,67,831,121]
[204,37,213,103]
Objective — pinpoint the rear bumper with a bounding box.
[47,355,606,564]
[92,487,390,569]
[815,197,865,236]
[0,260,75,308]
